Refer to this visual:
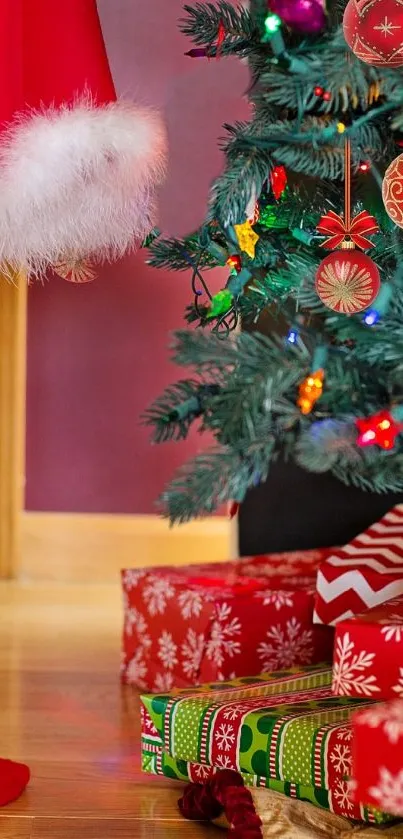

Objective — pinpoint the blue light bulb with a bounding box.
[287,328,298,344]
[363,309,380,326]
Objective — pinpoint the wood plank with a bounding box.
[30,819,216,839]
[5,765,183,819]
[20,512,233,583]
[0,818,33,838]
[0,581,219,838]
[0,271,27,578]
[0,583,194,825]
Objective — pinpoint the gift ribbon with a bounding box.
[317,209,379,250]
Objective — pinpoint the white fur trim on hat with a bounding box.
[0,98,167,274]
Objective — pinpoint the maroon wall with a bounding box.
[25,0,249,513]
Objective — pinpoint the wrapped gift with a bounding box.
[122,550,334,691]
[352,700,403,817]
[314,505,403,626]
[332,594,403,700]
[140,665,387,823]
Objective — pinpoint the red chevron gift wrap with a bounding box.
[121,551,334,691]
[332,594,403,700]
[314,505,403,626]
[352,700,403,817]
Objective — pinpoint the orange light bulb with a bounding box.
[297,369,324,415]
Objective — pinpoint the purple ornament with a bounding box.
[270,0,326,33]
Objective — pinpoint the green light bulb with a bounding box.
[264,13,282,34]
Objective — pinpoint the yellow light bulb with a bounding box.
[379,420,391,430]
[337,122,346,134]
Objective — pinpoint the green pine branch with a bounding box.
[180,2,256,47]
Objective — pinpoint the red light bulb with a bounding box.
[356,410,402,450]
[226,254,242,273]
[322,91,332,101]
[314,86,324,96]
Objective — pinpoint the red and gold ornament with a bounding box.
[356,410,402,450]
[315,250,380,314]
[315,136,381,315]
[343,0,403,67]
[53,257,96,283]
[382,153,403,229]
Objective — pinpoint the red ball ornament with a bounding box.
[343,0,403,67]
[382,153,403,228]
[315,249,380,314]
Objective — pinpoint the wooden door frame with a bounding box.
[0,273,27,578]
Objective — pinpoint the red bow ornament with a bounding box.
[317,209,379,250]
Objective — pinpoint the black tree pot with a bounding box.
[238,457,403,556]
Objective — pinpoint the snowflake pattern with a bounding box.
[330,744,352,775]
[257,618,313,670]
[206,603,242,668]
[393,668,403,698]
[157,630,178,670]
[142,576,175,616]
[141,707,159,734]
[122,569,146,590]
[153,671,174,692]
[380,615,403,642]
[181,628,205,679]
[369,768,403,816]
[124,606,152,648]
[336,727,353,742]
[216,755,234,769]
[178,589,204,619]
[194,763,211,779]
[333,780,354,813]
[126,649,148,688]
[215,723,235,751]
[255,590,294,610]
[332,632,380,697]
[217,671,237,682]
[223,703,251,721]
[360,702,403,745]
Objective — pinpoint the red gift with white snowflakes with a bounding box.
[352,700,403,817]
[314,505,403,626]
[332,593,403,701]
[121,551,334,691]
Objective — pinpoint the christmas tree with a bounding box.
[145,0,403,523]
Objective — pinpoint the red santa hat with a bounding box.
[0,0,166,276]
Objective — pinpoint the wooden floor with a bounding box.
[0,583,217,838]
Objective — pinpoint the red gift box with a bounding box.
[352,700,403,817]
[121,551,334,691]
[332,594,403,700]
[314,505,403,626]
